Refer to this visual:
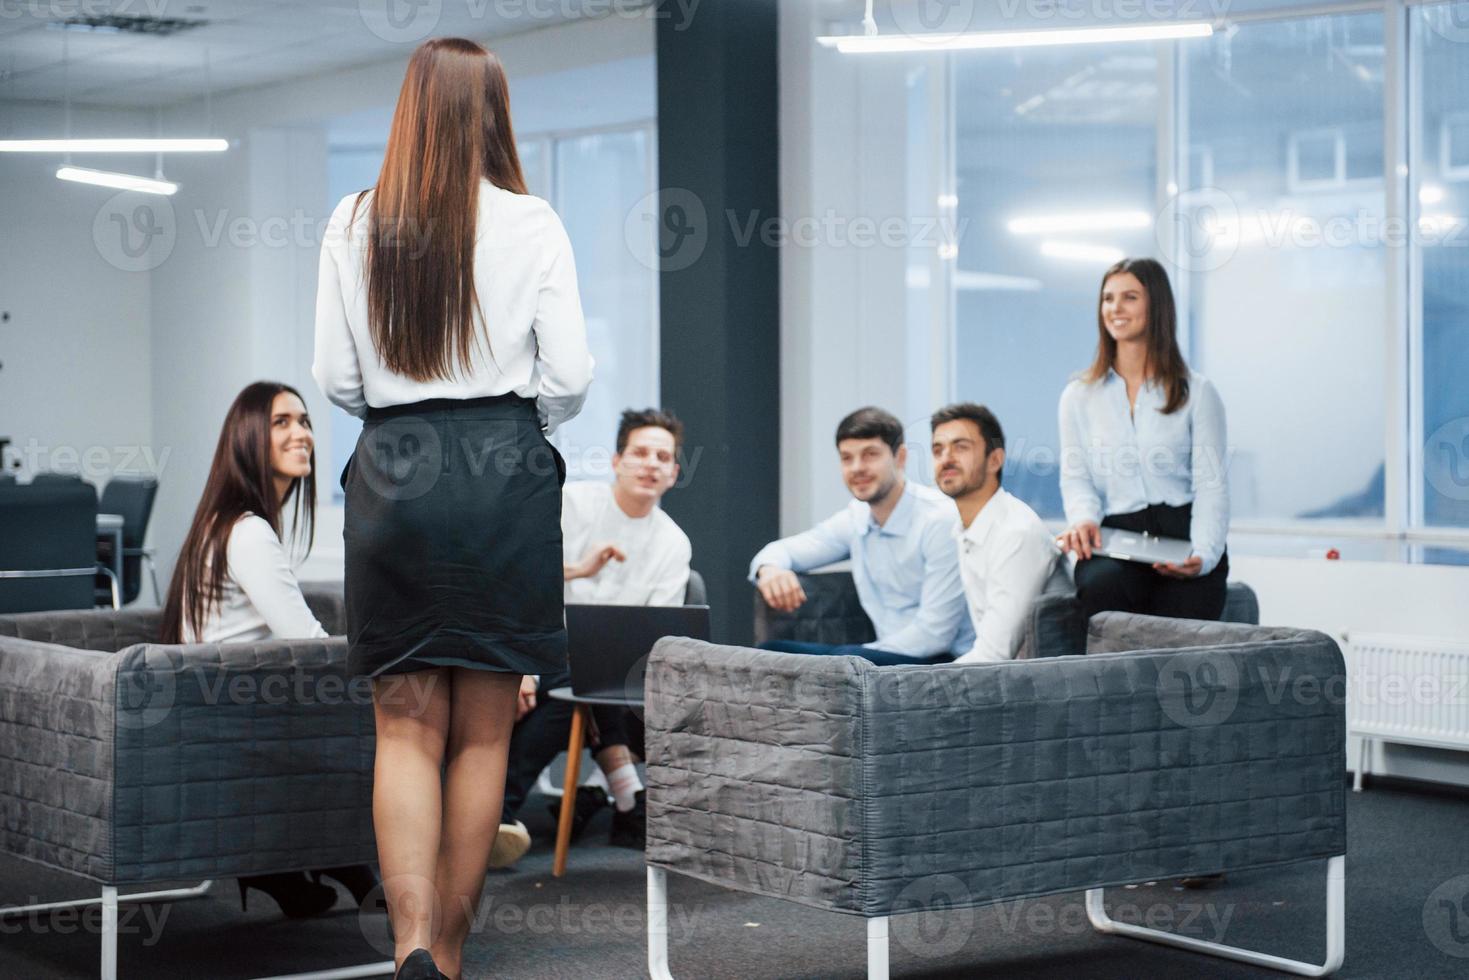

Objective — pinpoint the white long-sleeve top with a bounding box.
[1058,369,1230,575]
[562,482,692,606]
[186,515,328,645]
[312,180,595,435]
[952,488,1063,665]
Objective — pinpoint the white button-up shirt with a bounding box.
[1058,369,1229,575]
[952,489,1062,665]
[313,180,595,435]
[748,482,975,658]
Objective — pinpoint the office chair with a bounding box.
[0,482,106,614]
[96,476,161,605]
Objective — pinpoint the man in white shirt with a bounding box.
[495,409,692,865]
[751,407,974,665]
[931,402,1065,664]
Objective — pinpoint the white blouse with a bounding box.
[1058,368,1230,575]
[312,179,595,434]
[187,515,328,645]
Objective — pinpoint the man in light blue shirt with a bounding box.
[750,407,974,665]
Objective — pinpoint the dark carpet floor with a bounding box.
[3,779,1467,979]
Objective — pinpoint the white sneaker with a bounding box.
[488,820,531,869]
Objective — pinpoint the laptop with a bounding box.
[1094,528,1194,566]
[564,604,712,701]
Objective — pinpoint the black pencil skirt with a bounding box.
[341,394,568,679]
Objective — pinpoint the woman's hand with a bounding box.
[516,675,538,721]
[1154,556,1203,579]
[1057,521,1102,560]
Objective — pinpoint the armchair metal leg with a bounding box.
[97,565,120,609]
[649,866,672,980]
[142,549,161,605]
[1353,737,1370,792]
[1084,855,1345,977]
[867,917,890,979]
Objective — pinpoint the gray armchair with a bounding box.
[645,613,1347,978]
[0,584,387,980]
[754,569,1260,658]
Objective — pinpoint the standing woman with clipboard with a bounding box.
[1056,257,1230,624]
[313,38,593,980]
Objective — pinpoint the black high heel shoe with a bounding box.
[236,872,338,918]
[310,864,384,913]
[395,948,447,980]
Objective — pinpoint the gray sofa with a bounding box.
[753,569,1261,658]
[645,612,1346,978]
[0,584,387,980]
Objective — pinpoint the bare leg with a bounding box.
[431,668,521,979]
[372,668,452,971]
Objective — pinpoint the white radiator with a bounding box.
[1346,632,1469,790]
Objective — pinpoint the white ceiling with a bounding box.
[0,0,631,108]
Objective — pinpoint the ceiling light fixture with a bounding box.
[56,165,178,195]
[818,21,1213,55]
[1008,210,1152,235]
[1039,241,1126,264]
[0,138,227,153]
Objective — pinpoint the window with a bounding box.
[1419,3,1469,529]
[950,45,1160,519]
[1179,12,1387,523]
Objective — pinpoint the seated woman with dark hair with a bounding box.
[160,380,379,917]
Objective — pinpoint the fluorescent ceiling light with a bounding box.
[817,22,1213,55]
[1040,241,1125,264]
[0,138,226,153]
[56,166,178,195]
[1008,210,1151,235]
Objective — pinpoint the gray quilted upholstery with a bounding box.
[0,582,374,885]
[752,571,876,646]
[645,613,1346,917]
[754,570,1260,660]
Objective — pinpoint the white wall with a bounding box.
[0,106,155,488]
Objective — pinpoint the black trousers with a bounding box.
[1072,503,1229,624]
[500,668,642,824]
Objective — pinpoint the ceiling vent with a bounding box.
[50,14,209,36]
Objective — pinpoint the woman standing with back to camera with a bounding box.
[313,38,593,980]
[1057,257,1230,624]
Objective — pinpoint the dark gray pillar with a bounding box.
[656,0,780,645]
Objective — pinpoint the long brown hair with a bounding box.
[1083,257,1191,414]
[160,382,317,644]
[355,37,528,382]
